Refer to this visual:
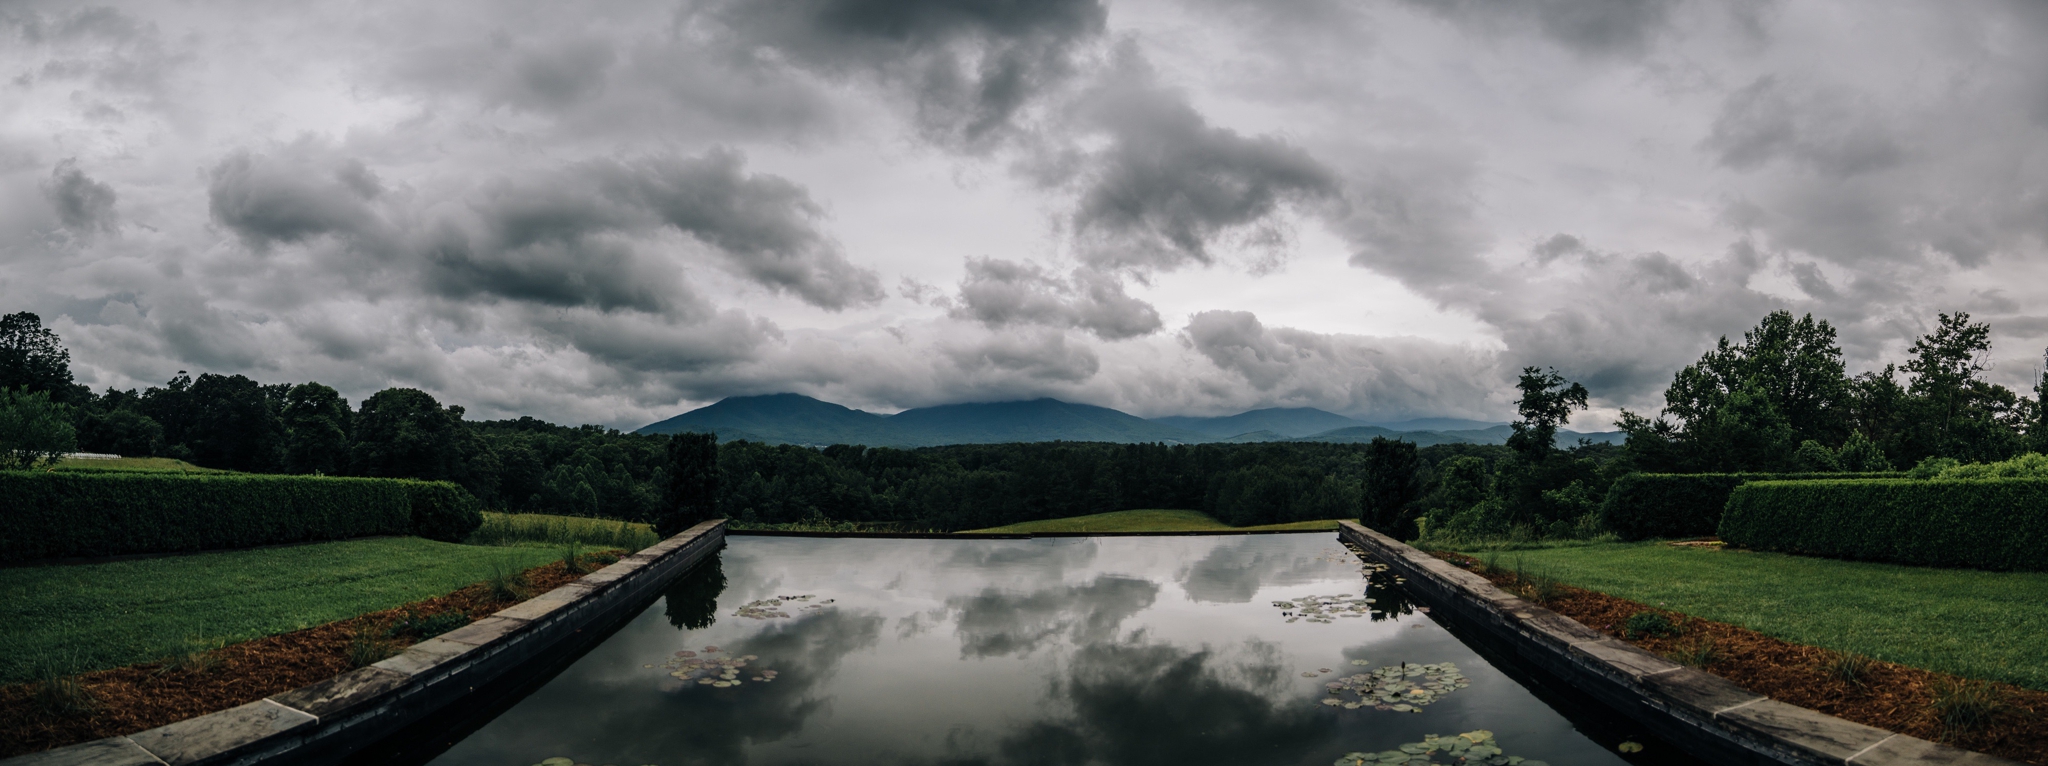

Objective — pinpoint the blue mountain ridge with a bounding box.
[636,393,1624,448]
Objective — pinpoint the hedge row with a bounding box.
[1720,478,2048,571]
[1598,472,1903,541]
[0,472,482,563]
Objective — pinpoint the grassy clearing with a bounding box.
[963,509,1349,534]
[47,457,228,474]
[0,538,560,684]
[1454,542,2048,690]
[465,512,660,551]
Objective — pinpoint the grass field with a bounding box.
[1458,542,2048,690]
[0,538,562,684]
[467,512,660,550]
[964,509,1349,534]
[48,457,228,474]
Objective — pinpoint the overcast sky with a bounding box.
[5,0,2047,429]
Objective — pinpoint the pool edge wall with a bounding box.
[2,520,728,766]
[1336,521,2017,766]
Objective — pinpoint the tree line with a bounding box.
[3,308,2043,537]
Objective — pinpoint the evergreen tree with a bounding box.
[1359,436,1422,536]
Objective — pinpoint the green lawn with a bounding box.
[964,509,1349,534]
[0,538,561,684]
[1461,542,2048,690]
[467,512,660,550]
[49,456,228,474]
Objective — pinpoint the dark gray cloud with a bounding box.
[698,0,1108,149]
[944,329,1102,383]
[42,159,117,234]
[1056,47,1340,272]
[1704,76,1904,178]
[951,258,1161,339]
[1398,0,1683,58]
[1181,311,1504,420]
[208,149,386,251]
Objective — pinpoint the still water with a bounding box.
[428,534,1662,766]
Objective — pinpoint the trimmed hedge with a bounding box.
[0,472,483,563]
[1599,472,1903,541]
[1720,478,2048,571]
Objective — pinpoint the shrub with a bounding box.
[0,471,482,563]
[405,480,483,542]
[0,388,75,470]
[1934,452,2048,481]
[1719,478,2048,571]
[1622,611,1678,640]
[1598,472,1902,541]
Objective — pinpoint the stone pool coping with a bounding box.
[2,520,727,766]
[1337,521,2017,766]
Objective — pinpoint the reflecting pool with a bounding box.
[427,534,1681,766]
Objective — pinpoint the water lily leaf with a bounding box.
[1617,742,1644,753]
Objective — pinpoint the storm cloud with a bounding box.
[5,0,2047,429]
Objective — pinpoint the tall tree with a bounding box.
[350,388,470,482]
[0,312,82,403]
[281,382,351,474]
[176,373,287,472]
[1506,367,1589,462]
[1901,312,2024,462]
[1359,436,1422,536]
[660,432,720,537]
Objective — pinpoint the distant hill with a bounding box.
[1288,426,1474,447]
[1367,417,1505,432]
[636,393,1625,448]
[637,394,1205,447]
[886,399,1205,445]
[1150,407,1368,438]
[637,393,903,445]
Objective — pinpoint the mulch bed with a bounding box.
[1432,551,2048,765]
[0,553,621,758]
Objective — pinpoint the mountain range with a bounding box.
[636,394,1625,449]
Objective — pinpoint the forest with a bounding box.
[3,309,2044,536]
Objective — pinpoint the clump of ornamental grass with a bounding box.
[1826,651,1875,686]
[1665,636,1722,669]
[1929,678,2004,737]
[25,653,97,720]
[484,559,533,602]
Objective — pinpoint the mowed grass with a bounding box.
[964,509,1349,534]
[48,456,228,474]
[0,538,560,684]
[1462,542,2048,690]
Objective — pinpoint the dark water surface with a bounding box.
[426,534,1674,766]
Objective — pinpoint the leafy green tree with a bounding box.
[1900,312,2026,463]
[76,387,164,457]
[0,313,82,403]
[1635,311,1850,472]
[280,382,350,474]
[660,432,720,537]
[350,388,471,482]
[1359,436,1422,536]
[1793,440,1840,472]
[1834,431,1893,472]
[2034,349,2048,455]
[172,373,287,472]
[0,387,76,469]
[1506,367,1589,462]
